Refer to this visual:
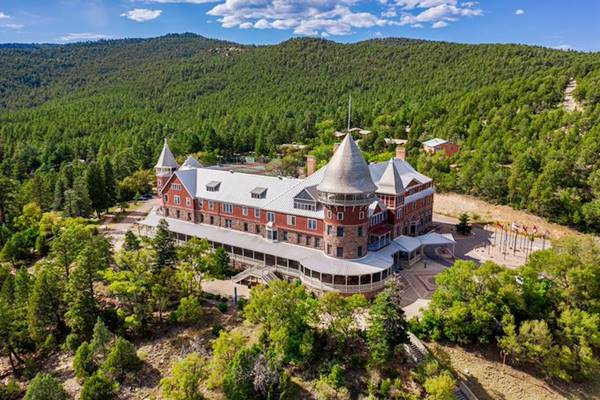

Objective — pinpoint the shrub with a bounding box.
[23,373,68,400]
[73,342,97,379]
[80,372,118,400]
[175,297,203,324]
[325,363,345,389]
[64,333,81,353]
[223,346,260,400]
[456,213,472,235]
[217,302,228,313]
[0,379,22,400]
[423,371,456,400]
[90,318,112,358]
[160,353,207,400]
[101,337,142,381]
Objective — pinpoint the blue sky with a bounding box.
[0,1,598,51]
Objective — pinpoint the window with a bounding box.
[337,212,344,221]
[172,183,182,191]
[357,226,363,237]
[336,247,344,257]
[208,200,214,210]
[242,206,248,216]
[225,219,232,228]
[210,216,214,225]
[337,227,344,237]
[176,210,180,218]
[305,236,310,245]
[186,197,191,207]
[297,234,302,244]
[187,212,192,221]
[359,211,365,219]
[327,244,332,254]
[308,219,317,230]
[287,215,296,226]
[255,225,260,234]
[327,225,332,235]
[294,200,316,211]
[254,208,261,219]
[174,195,181,205]
[327,210,332,219]
[357,246,363,257]
[206,181,221,192]
[251,187,267,199]
[223,203,233,214]
[163,195,168,203]
[267,212,275,222]
[282,231,288,241]
[315,238,320,248]
[243,222,248,232]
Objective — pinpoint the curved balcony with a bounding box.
[317,191,376,206]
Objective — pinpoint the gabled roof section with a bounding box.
[369,158,432,189]
[206,181,221,191]
[180,155,202,170]
[377,159,405,195]
[155,138,179,169]
[294,185,318,201]
[317,134,377,195]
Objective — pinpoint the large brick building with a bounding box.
[140,135,454,294]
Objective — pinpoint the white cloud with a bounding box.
[121,8,162,22]
[59,33,113,42]
[1,23,24,29]
[553,44,575,51]
[0,12,10,19]
[515,9,524,16]
[143,0,215,3]
[206,0,482,35]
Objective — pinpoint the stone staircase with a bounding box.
[231,266,278,286]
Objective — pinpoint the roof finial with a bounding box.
[347,95,352,132]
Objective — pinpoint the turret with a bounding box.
[155,139,179,192]
[317,134,376,259]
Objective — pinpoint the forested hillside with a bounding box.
[1,33,599,232]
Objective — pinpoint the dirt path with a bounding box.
[102,198,159,251]
[433,192,579,240]
[563,78,583,113]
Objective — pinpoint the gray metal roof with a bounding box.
[422,138,447,148]
[155,139,179,169]
[377,159,406,195]
[180,155,202,170]
[317,134,377,195]
[369,158,432,189]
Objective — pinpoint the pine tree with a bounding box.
[52,178,65,211]
[65,237,111,339]
[86,162,107,217]
[102,157,117,210]
[153,219,177,273]
[124,231,140,252]
[27,264,66,345]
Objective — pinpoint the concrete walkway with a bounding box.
[102,198,159,251]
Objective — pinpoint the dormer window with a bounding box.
[172,184,182,191]
[293,186,319,211]
[251,187,267,199]
[206,181,221,192]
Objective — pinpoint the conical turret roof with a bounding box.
[155,138,179,169]
[376,159,405,195]
[180,155,203,170]
[317,134,377,194]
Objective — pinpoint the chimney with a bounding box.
[395,144,406,161]
[306,155,317,176]
[333,142,340,153]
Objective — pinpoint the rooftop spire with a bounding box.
[154,138,179,169]
[377,158,405,195]
[317,134,377,196]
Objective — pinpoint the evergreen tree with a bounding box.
[123,230,140,252]
[73,341,97,379]
[86,162,107,217]
[23,373,68,400]
[27,264,66,345]
[101,157,117,209]
[52,178,65,211]
[65,237,111,339]
[153,219,177,273]
[80,372,118,400]
[90,318,112,359]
